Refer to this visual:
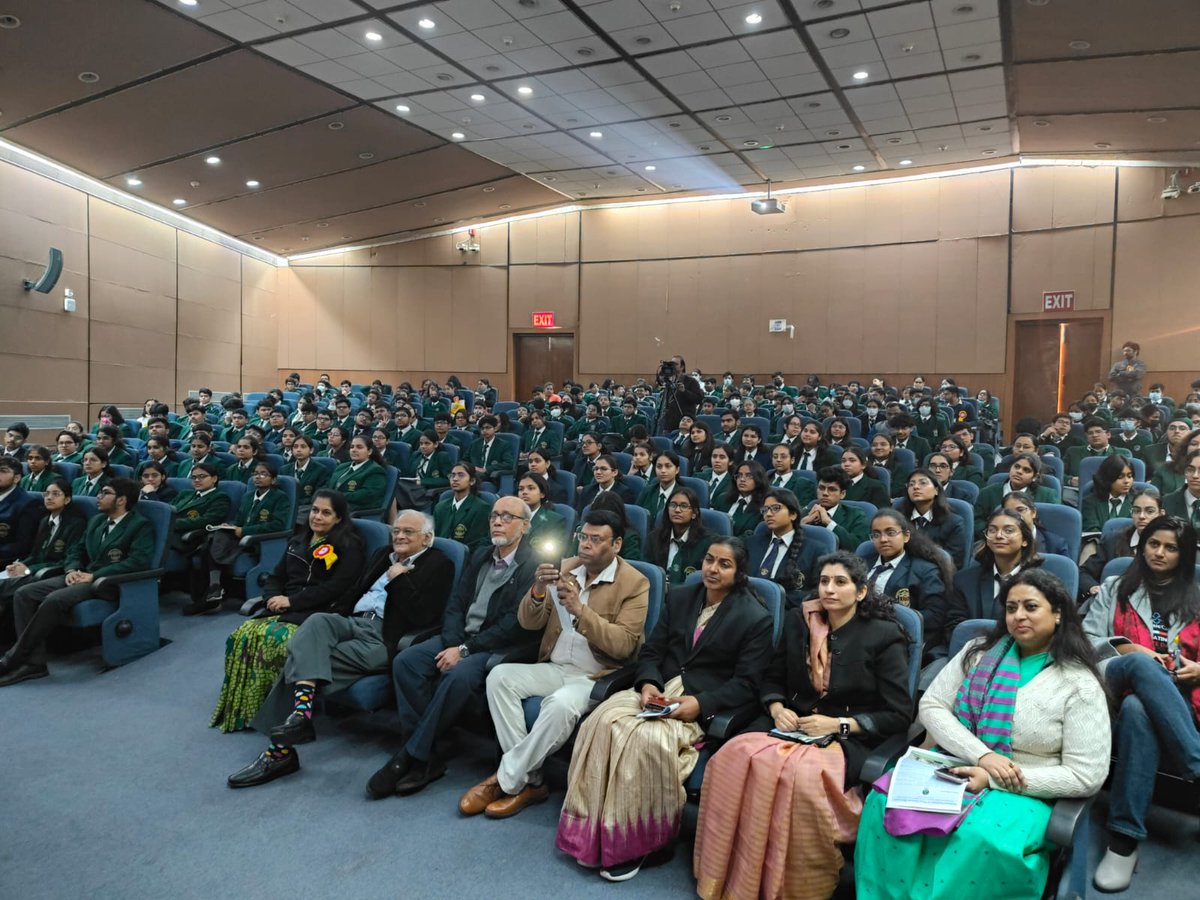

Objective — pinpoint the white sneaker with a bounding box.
[1093,847,1139,893]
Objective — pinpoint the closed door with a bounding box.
[513,333,574,396]
[1013,318,1104,425]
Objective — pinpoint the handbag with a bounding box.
[871,770,987,837]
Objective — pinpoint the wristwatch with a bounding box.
[458,643,471,658]
[838,717,851,738]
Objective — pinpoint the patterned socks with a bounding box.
[265,743,292,760]
[293,684,316,719]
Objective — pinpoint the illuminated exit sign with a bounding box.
[532,311,556,328]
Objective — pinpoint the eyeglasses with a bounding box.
[985,525,1021,537]
[392,527,421,537]
[870,528,905,539]
[928,462,950,470]
[762,504,785,514]
[1005,504,1031,514]
[667,502,693,511]
[97,488,117,496]
[489,511,527,524]
[190,473,214,481]
[574,531,611,547]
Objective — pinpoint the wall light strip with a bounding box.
[0,138,287,267]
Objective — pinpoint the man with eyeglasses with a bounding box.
[1162,450,1200,536]
[1140,416,1193,480]
[0,479,154,686]
[460,509,650,819]
[366,496,538,798]
[228,511,455,788]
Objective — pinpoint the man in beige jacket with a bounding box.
[459,508,649,819]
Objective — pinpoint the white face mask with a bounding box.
[919,405,931,416]
[723,377,733,386]
[1069,411,1084,422]
[1120,419,1137,432]
[842,398,855,408]
[866,407,879,417]
[781,404,794,414]
[1149,392,1162,403]
[550,408,561,418]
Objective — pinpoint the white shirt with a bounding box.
[823,503,841,532]
[993,563,1022,600]
[548,558,617,674]
[452,496,465,511]
[762,529,794,578]
[872,551,904,594]
[666,528,690,569]
[911,509,933,527]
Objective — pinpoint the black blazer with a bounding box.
[577,479,639,513]
[861,551,948,653]
[634,582,774,724]
[746,528,823,607]
[945,563,1022,643]
[440,541,538,654]
[759,609,912,785]
[912,511,967,571]
[263,529,366,625]
[356,545,457,657]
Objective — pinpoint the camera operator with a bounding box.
[654,355,704,435]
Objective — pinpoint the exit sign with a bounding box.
[1042,290,1075,312]
[532,311,556,328]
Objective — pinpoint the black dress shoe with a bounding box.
[181,597,221,617]
[365,750,412,800]
[270,712,316,746]
[0,662,49,687]
[227,751,300,788]
[394,758,447,796]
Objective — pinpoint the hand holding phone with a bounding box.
[934,766,970,785]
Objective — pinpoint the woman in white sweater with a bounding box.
[856,568,1111,900]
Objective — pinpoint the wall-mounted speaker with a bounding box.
[23,248,63,293]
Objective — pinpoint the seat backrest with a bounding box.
[442,443,460,465]
[945,498,975,567]
[748,577,785,644]
[552,468,576,497]
[944,479,979,503]
[842,499,877,521]
[622,474,647,496]
[610,451,632,472]
[1101,517,1133,557]
[700,508,732,536]
[551,502,577,539]
[695,414,722,435]
[740,416,771,437]
[274,476,299,525]
[53,462,81,482]
[218,480,247,519]
[1039,552,1079,599]
[625,559,665,638]
[451,429,476,451]
[431,536,466,598]
[893,448,916,471]
[133,499,173,569]
[891,603,924,702]
[676,457,690,477]
[1035,503,1082,563]
[872,466,891,490]
[353,519,393,561]
[108,464,133,480]
[479,491,498,506]
[309,456,337,474]
[623,503,649,549]
[649,436,672,453]
[264,453,285,471]
[493,401,519,415]
[388,441,412,469]
[494,433,520,457]
[1100,556,1133,582]
[677,475,710,509]
[949,618,994,657]
[73,496,99,519]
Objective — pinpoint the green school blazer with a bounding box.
[527,506,568,553]
[329,459,388,511]
[71,474,111,498]
[225,460,256,484]
[280,461,330,503]
[727,497,761,539]
[176,453,219,479]
[1063,444,1132,478]
[235,487,292,536]
[466,437,516,481]
[433,493,491,551]
[844,475,890,509]
[829,503,869,551]
[65,510,156,577]
[20,469,57,492]
[1081,493,1133,534]
[768,472,816,506]
[403,450,451,489]
[135,458,179,479]
[171,489,233,534]
[20,512,87,572]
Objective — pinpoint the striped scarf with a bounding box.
[951,637,1021,757]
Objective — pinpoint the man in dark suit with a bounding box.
[1038,413,1084,456]
[466,416,516,484]
[228,511,456,788]
[3,423,29,461]
[365,496,538,798]
[0,478,154,686]
[1063,417,1132,485]
[0,457,40,566]
[1163,450,1200,532]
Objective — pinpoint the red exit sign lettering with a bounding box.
[1042,291,1075,312]
[532,311,556,328]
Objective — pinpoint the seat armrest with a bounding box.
[707,702,761,740]
[31,566,64,580]
[590,663,637,703]
[395,625,439,653]
[859,730,921,787]
[1045,796,1093,849]
[351,508,383,520]
[93,568,165,589]
[239,530,291,548]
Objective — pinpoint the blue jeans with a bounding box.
[1107,653,1200,841]
[391,636,491,763]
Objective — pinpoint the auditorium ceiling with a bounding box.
[1,0,1197,254]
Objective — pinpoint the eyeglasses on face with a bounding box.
[97,488,117,496]
[667,502,693,511]
[573,530,611,547]
[392,527,421,537]
[985,525,1021,537]
[489,511,527,524]
[761,504,785,515]
[870,528,905,539]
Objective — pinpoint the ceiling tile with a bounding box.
[877,28,941,59]
[866,2,935,37]
[936,18,1001,50]
[661,12,734,44]
[930,0,998,27]
[884,51,946,78]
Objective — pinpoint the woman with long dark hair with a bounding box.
[681,421,714,474]
[1082,515,1200,891]
[841,446,890,508]
[72,446,113,497]
[728,460,770,539]
[865,509,954,653]
[695,551,911,900]
[870,432,910,499]
[330,434,388,512]
[944,509,1042,641]
[646,485,711,586]
[1079,488,1162,599]
[857,569,1110,900]
[972,454,1058,539]
[897,468,967,569]
[93,424,136,468]
[1081,454,1135,534]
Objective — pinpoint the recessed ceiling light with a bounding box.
[1068,40,1090,50]
[635,36,653,45]
[852,165,866,171]
[395,104,410,113]
[253,237,263,241]
[483,186,496,193]
[1147,115,1167,123]
[126,177,142,187]
[300,237,310,242]
[1033,120,1050,127]
[78,72,100,83]
[899,159,913,166]
[636,188,648,193]
[543,176,556,182]
[715,114,732,122]
[852,70,869,80]
[316,222,329,228]
[435,72,454,82]
[413,201,427,208]
[829,28,850,39]
[835,143,852,150]
[805,101,821,109]
[418,18,435,29]
[742,140,758,147]
[499,203,512,209]
[358,152,374,159]
[954,4,975,13]
[365,31,382,42]
[980,148,996,155]
[644,165,656,171]
[885,137,902,145]
[576,47,595,57]
[245,180,260,188]
[172,198,186,206]
[433,218,444,223]
[589,131,603,138]
[451,132,465,140]
[0,14,19,27]
[470,93,485,102]
[699,144,711,151]
[517,85,533,95]
[1026,0,1049,5]
[1094,142,1111,149]
[342,235,351,239]
[962,53,981,62]
[815,0,834,7]
[745,13,763,25]
[518,0,539,8]
[205,155,221,165]
[978,125,993,132]
[826,130,841,136]
[178,0,197,6]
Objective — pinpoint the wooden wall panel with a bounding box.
[241,256,278,389]
[1011,226,1113,313]
[938,169,1010,239]
[1012,166,1116,232]
[364,266,399,371]
[1117,166,1200,222]
[177,233,242,391]
[510,212,578,264]
[508,264,579,328]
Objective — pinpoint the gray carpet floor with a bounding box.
[1,598,1194,900]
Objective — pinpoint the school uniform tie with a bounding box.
[759,537,784,578]
[482,443,490,469]
[1109,498,1122,519]
[1191,501,1200,531]
[868,561,892,591]
[710,475,720,491]
[104,520,117,539]
[799,451,812,470]
[773,474,785,487]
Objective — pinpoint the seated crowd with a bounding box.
[2,359,1200,897]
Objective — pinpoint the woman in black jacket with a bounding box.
[556,537,774,881]
[694,551,912,900]
[210,489,365,732]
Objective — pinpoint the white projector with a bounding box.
[751,197,785,214]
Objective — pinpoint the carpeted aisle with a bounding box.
[1,602,1193,899]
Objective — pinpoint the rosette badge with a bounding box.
[313,543,338,569]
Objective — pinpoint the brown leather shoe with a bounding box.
[484,783,549,819]
[459,774,506,816]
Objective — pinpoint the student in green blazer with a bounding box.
[51,430,85,465]
[887,415,931,467]
[402,430,452,493]
[699,445,736,513]
[1151,430,1200,496]
[170,463,233,553]
[519,410,563,465]
[370,428,406,469]
[177,435,220,479]
[972,453,1059,539]
[466,416,515,485]
[645,485,713,586]
[433,463,492,552]
[766,443,816,507]
[726,460,770,539]
[183,460,293,615]
[912,399,950,445]
[636,449,681,524]
[1110,410,1153,457]
[0,478,155,685]
[135,437,180,480]
[222,410,250,445]
[225,436,263,485]
[281,435,329,520]
[93,425,137,468]
[1063,417,1132,485]
[329,436,389,514]
[72,447,114,499]
[1140,418,1194,480]
[1161,449,1200,527]
[19,446,56,493]
[1080,454,1136,534]
[393,408,423,450]
[937,435,984,487]
[518,472,568,554]
[840,447,891,509]
[422,387,451,418]
[800,466,870,551]
[609,399,648,440]
[0,475,89,620]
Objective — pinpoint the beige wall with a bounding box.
[0,158,278,432]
